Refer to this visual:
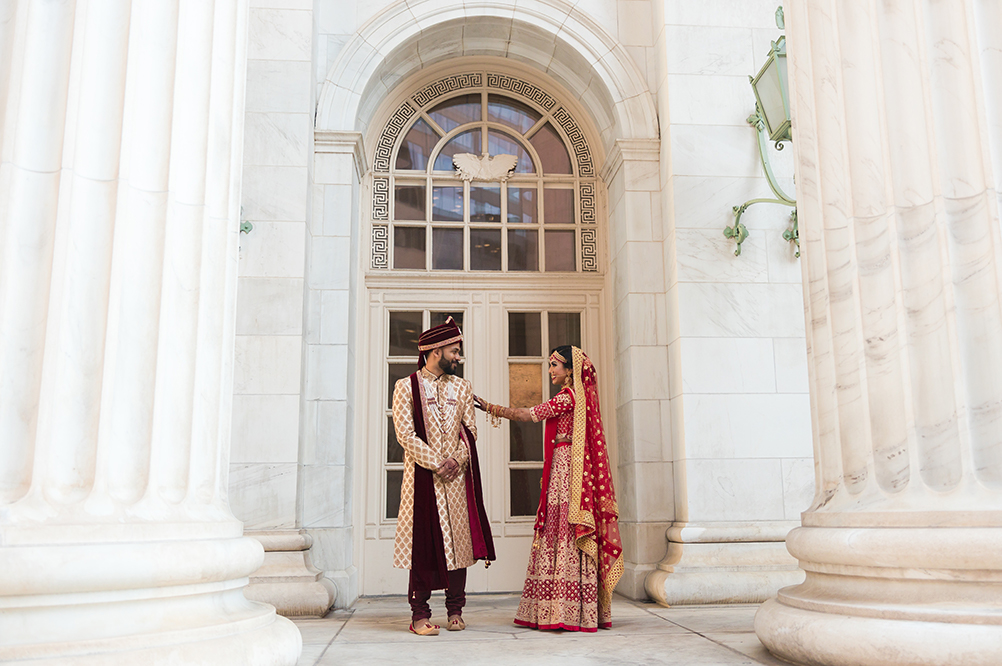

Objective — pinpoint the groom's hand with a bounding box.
[437,457,460,481]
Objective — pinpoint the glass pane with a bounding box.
[470,229,501,270]
[487,95,541,134]
[510,422,543,462]
[432,185,463,221]
[548,312,581,349]
[487,130,534,174]
[388,311,422,356]
[429,93,481,133]
[393,227,425,269]
[507,229,538,271]
[530,123,572,174]
[431,311,464,329]
[470,185,501,222]
[434,129,481,171]
[545,230,575,272]
[510,468,544,516]
[388,363,413,407]
[543,188,573,224]
[507,187,536,224]
[432,228,464,270]
[395,119,439,171]
[387,469,403,519]
[395,185,425,220]
[509,362,542,406]
[508,312,541,357]
[387,416,403,463]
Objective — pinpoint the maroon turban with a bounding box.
[417,316,462,368]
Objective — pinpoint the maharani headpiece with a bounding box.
[549,349,567,364]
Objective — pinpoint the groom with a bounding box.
[391,317,494,635]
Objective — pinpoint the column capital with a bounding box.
[600,137,660,184]
[314,130,367,182]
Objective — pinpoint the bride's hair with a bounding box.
[550,345,574,370]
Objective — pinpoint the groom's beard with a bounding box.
[439,356,459,375]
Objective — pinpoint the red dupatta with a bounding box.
[534,348,623,611]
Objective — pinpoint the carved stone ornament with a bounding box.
[452,152,518,182]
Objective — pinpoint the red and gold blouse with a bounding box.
[529,387,575,442]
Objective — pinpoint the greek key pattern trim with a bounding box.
[580,182,596,223]
[373,103,416,173]
[580,228,598,272]
[372,177,389,220]
[552,107,594,177]
[485,73,556,110]
[372,225,389,269]
[412,72,484,107]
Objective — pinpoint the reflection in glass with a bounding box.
[431,311,464,329]
[434,129,481,171]
[544,188,573,224]
[530,122,572,174]
[545,230,575,271]
[387,416,403,463]
[395,119,440,171]
[487,130,533,173]
[510,422,543,462]
[509,362,542,406]
[510,468,544,516]
[386,470,403,519]
[508,312,542,357]
[487,95,541,134]
[432,228,464,270]
[429,94,481,133]
[388,363,413,407]
[393,227,425,269]
[388,311,422,356]
[507,187,536,224]
[470,185,501,222]
[470,229,501,270]
[548,312,582,349]
[507,229,538,271]
[432,185,463,221]
[395,184,425,220]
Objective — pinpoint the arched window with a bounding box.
[369,73,598,273]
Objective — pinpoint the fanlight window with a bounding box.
[384,90,590,273]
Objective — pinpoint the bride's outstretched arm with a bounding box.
[473,395,532,422]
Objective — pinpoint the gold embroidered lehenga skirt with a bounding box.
[513,446,610,631]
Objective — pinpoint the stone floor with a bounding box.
[292,594,789,665]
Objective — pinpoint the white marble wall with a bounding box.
[231,0,313,531]
[645,0,813,605]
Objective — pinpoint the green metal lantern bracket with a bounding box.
[725,22,799,258]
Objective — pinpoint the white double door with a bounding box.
[358,280,607,595]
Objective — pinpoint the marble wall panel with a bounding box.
[320,290,350,344]
[618,1,654,47]
[242,166,309,221]
[669,175,793,231]
[617,399,666,463]
[248,8,312,61]
[765,231,802,283]
[315,400,349,466]
[683,458,785,522]
[666,74,754,126]
[233,335,304,395]
[781,457,815,521]
[621,344,671,402]
[664,0,789,29]
[679,337,776,394]
[323,184,355,237]
[239,221,307,278]
[628,461,675,522]
[773,338,810,394]
[236,277,305,335]
[230,463,299,529]
[677,283,806,338]
[304,344,348,401]
[670,125,761,178]
[625,190,655,241]
[243,112,311,167]
[231,395,302,463]
[674,228,768,283]
[245,60,312,112]
[300,464,347,528]
[683,393,812,460]
[664,25,755,76]
[308,236,350,290]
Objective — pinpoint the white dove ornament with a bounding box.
[453,152,518,182]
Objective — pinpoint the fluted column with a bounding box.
[0,1,300,662]
[755,1,1002,664]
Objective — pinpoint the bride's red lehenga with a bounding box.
[514,347,623,632]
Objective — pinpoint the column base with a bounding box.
[756,598,1002,666]
[245,530,337,617]
[0,535,302,665]
[645,539,804,606]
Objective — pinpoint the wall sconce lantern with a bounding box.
[725,7,798,257]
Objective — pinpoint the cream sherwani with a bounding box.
[392,368,478,571]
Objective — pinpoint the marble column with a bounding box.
[755,1,1002,664]
[0,1,300,662]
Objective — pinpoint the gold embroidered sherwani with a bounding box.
[392,368,478,571]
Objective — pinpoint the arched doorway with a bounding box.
[356,65,610,594]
